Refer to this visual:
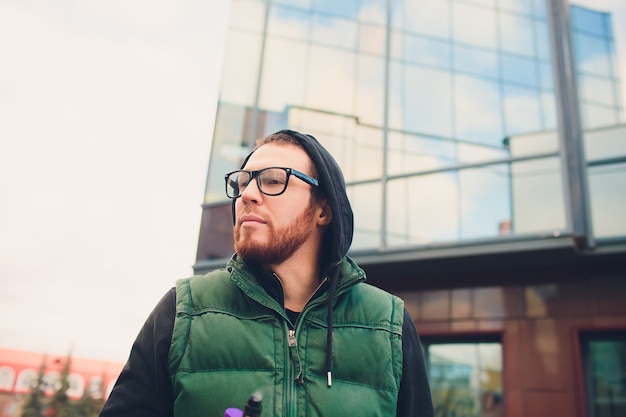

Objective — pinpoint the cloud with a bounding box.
[0,1,229,362]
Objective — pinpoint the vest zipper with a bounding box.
[288,329,303,384]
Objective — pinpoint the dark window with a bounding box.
[581,331,626,417]
[423,335,503,417]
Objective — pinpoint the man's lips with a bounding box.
[239,214,266,225]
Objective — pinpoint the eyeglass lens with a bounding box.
[227,168,288,197]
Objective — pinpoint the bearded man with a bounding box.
[99,130,434,417]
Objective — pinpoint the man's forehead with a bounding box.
[244,142,312,169]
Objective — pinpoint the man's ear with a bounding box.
[316,199,333,226]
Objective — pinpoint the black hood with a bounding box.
[237,129,354,271]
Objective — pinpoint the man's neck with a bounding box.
[268,252,322,312]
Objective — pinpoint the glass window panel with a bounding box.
[571,5,610,38]
[230,0,266,32]
[356,55,385,126]
[204,104,252,203]
[341,126,383,182]
[504,85,542,136]
[387,172,459,246]
[499,12,535,56]
[426,342,503,417]
[465,0,495,6]
[511,157,566,234]
[273,0,312,10]
[387,132,456,177]
[579,74,617,107]
[453,3,497,49]
[389,30,403,61]
[574,32,612,77]
[502,54,539,88]
[459,165,512,239]
[289,110,362,181]
[584,124,626,161]
[539,62,554,91]
[349,182,382,250]
[581,332,626,417]
[508,130,559,158]
[220,31,263,106]
[535,20,551,61]
[358,0,387,25]
[398,66,453,138]
[500,0,532,15]
[305,46,355,115]
[393,0,450,40]
[531,0,546,19]
[404,34,451,70]
[312,14,357,49]
[267,5,311,41]
[541,91,558,130]
[588,163,626,239]
[581,103,619,130]
[358,23,386,56]
[259,38,307,112]
[314,0,359,20]
[454,75,504,146]
[458,142,510,165]
[454,45,498,79]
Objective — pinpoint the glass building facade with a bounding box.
[197,0,624,264]
[194,1,626,416]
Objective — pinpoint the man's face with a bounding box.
[233,142,321,264]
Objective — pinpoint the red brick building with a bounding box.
[0,349,124,417]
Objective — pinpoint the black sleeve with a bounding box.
[99,288,176,417]
[396,309,434,417]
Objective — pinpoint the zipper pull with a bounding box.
[288,329,303,384]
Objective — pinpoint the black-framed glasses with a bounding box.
[225,167,319,199]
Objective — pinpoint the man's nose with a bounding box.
[240,177,262,202]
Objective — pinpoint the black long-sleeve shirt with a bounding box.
[100,288,434,417]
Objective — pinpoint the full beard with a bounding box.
[234,203,316,265]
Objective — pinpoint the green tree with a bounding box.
[46,354,73,417]
[72,381,104,417]
[20,356,47,417]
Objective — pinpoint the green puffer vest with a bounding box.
[169,256,404,417]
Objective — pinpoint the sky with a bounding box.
[1,0,625,365]
[0,0,231,363]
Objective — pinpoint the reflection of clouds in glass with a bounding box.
[459,166,511,239]
[312,14,356,48]
[260,38,307,111]
[357,0,386,25]
[454,75,503,146]
[306,46,355,114]
[579,73,618,106]
[268,6,310,40]
[571,1,626,121]
[359,23,385,56]
[503,86,542,136]
[387,174,459,245]
[396,0,450,39]
[574,32,613,76]
[356,55,385,126]
[502,54,538,88]
[453,3,497,49]
[230,0,264,32]
[500,0,532,14]
[454,45,498,79]
[499,12,535,56]
[402,34,451,69]
[589,164,626,238]
[394,65,453,138]
[314,0,359,20]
